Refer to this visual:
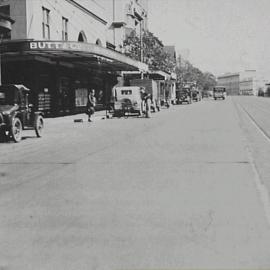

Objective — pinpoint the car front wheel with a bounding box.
[34,115,44,137]
[10,117,22,142]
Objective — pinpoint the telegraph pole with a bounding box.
[140,20,144,79]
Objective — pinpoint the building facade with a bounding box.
[217,70,257,96]
[0,0,147,115]
[239,70,256,95]
[217,73,240,96]
[239,77,254,95]
[106,0,148,52]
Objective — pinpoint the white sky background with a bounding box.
[148,0,270,77]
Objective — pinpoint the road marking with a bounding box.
[239,102,270,142]
[235,101,270,226]
[246,145,270,226]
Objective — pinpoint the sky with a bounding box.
[148,0,270,77]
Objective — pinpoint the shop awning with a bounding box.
[0,40,148,72]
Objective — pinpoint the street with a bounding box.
[0,96,270,269]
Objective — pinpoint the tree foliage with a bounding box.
[175,57,216,91]
[123,30,175,73]
[123,30,216,90]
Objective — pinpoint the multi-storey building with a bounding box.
[106,0,148,52]
[217,70,257,96]
[217,73,240,96]
[0,0,147,115]
[239,70,256,95]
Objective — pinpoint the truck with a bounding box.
[129,79,160,112]
[213,86,226,100]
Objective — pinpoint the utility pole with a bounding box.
[140,19,143,79]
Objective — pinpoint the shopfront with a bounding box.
[0,40,148,116]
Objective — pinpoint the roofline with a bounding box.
[217,72,239,79]
[65,0,107,25]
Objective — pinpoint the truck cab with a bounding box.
[213,87,226,100]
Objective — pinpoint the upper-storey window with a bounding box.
[62,17,68,41]
[42,7,50,39]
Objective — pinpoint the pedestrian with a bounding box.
[86,89,96,122]
[140,88,151,118]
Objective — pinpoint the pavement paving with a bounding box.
[0,97,270,269]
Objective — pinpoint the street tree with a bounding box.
[123,30,175,73]
[175,56,216,91]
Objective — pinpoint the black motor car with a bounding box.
[176,89,192,104]
[0,84,44,142]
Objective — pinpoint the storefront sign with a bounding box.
[29,41,96,52]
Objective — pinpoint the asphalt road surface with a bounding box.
[0,96,270,270]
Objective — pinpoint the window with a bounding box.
[42,7,50,39]
[62,17,68,41]
[121,90,132,95]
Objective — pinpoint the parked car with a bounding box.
[191,88,202,102]
[112,86,145,117]
[176,89,192,104]
[0,84,44,142]
[213,87,226,100]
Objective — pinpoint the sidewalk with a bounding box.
[45,110,109,125]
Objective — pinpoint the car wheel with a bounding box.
[35,115,44,137]
[10,117,22,142]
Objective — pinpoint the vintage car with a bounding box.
[191,88,202,102]
[176,89,192,104]
[112,86,144,117]
[0,84,44,142]
[213,87,226,100]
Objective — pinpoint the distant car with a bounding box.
[191,89,201,102]
[112,86,144,117]
[0,84,44,142]
[176,89,192,104]
[213,87,226,100]
[202,91,209,98]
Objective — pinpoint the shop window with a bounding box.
[75,88,88,107]
[62,17,68,41]
[42,7,50,40]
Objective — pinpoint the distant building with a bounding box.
[217,73,240,95]
[217,70,257,96]
[239,70,256,95]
